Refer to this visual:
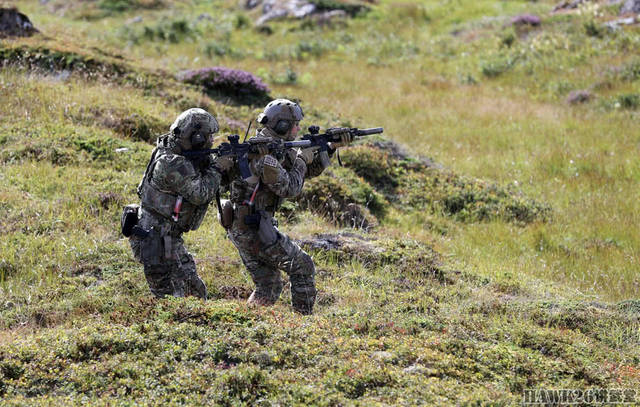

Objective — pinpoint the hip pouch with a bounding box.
[218,199,234,229]
[121,204,140,237]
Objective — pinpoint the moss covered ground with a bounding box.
[1,0,639,405]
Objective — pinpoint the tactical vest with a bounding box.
[137,137,209,232]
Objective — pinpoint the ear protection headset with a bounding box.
[173,125,207,149]
[258,99,302,136]
[273,119,292,135]
[257,114,292,135]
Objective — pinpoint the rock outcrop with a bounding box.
[0,8,38,38]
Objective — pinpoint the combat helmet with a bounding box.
[257,99,304,140]
[169,108,219,151]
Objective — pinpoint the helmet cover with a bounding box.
[169,108,219,151]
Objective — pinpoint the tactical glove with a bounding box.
[298,148,316,165]
[255,144,269,157]
[329,129,354,149]
[213,155,234,172]
[286,148,313,165]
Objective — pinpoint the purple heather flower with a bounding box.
[179,66,270,96]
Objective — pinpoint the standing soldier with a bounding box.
[218,99,353,314]
[127,108,232,299]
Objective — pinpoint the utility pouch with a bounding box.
[121,204,140,237]
[234,205,250,231]
[257,210,279,246]
[230,180,249,204]
[218,199,234,229]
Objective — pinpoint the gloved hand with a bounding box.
[212,155,235,172]
[328,128,354,149]
[297,147,316,164]
[255,144,269,157]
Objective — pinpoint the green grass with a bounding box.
[1,0,640,404]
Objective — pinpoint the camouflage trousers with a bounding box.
[130,216,207,299]
[228,224,316,315]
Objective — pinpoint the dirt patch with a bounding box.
[0,8,38,38]
[215,285,253,300]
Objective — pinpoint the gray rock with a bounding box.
[256,0,317,25]
[605,16,637,29]
[0,7,38,38]
[256,9,288,25]
[552,0,588,12]
[125,16,143,24]
[262,0,277,14]
[197,13,213,22]
[313,10,347,26]
[291,2,316,18]
[621,0,640,14]
[372,351,394,362]
[403,364,428,374]
[245,0,261,9]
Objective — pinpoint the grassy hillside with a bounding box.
[1,0,639,405]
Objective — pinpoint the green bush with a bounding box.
[616,93,640,110]
[309,0,370,17]
[481,55,517,78]
[99,0,164,13]
[584,21,603,38]
[621,59,640,81]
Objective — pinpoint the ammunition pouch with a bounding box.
[230,180,249,204]
[218,199,234,229]
[233,204,251,231]
[121,204,140,237]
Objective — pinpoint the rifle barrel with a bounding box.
[355,127,384,136]
[284,140,313,148]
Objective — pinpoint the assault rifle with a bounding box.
[183,126,384,179]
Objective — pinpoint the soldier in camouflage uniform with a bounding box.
[218,99,353,314]
[129,108,232,299]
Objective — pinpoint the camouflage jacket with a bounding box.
[222,128,329,215]
[138,135,221,233]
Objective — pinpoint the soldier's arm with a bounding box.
[258,153,307,198]
[155,155,221,205]
[304,150,331,179]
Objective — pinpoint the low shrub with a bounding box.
[340,143,551,224]
[99,0,164,13]
[615,93,640,110]
[179,67,270,106]
[481,55,518,78]
[309,0,370,17]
